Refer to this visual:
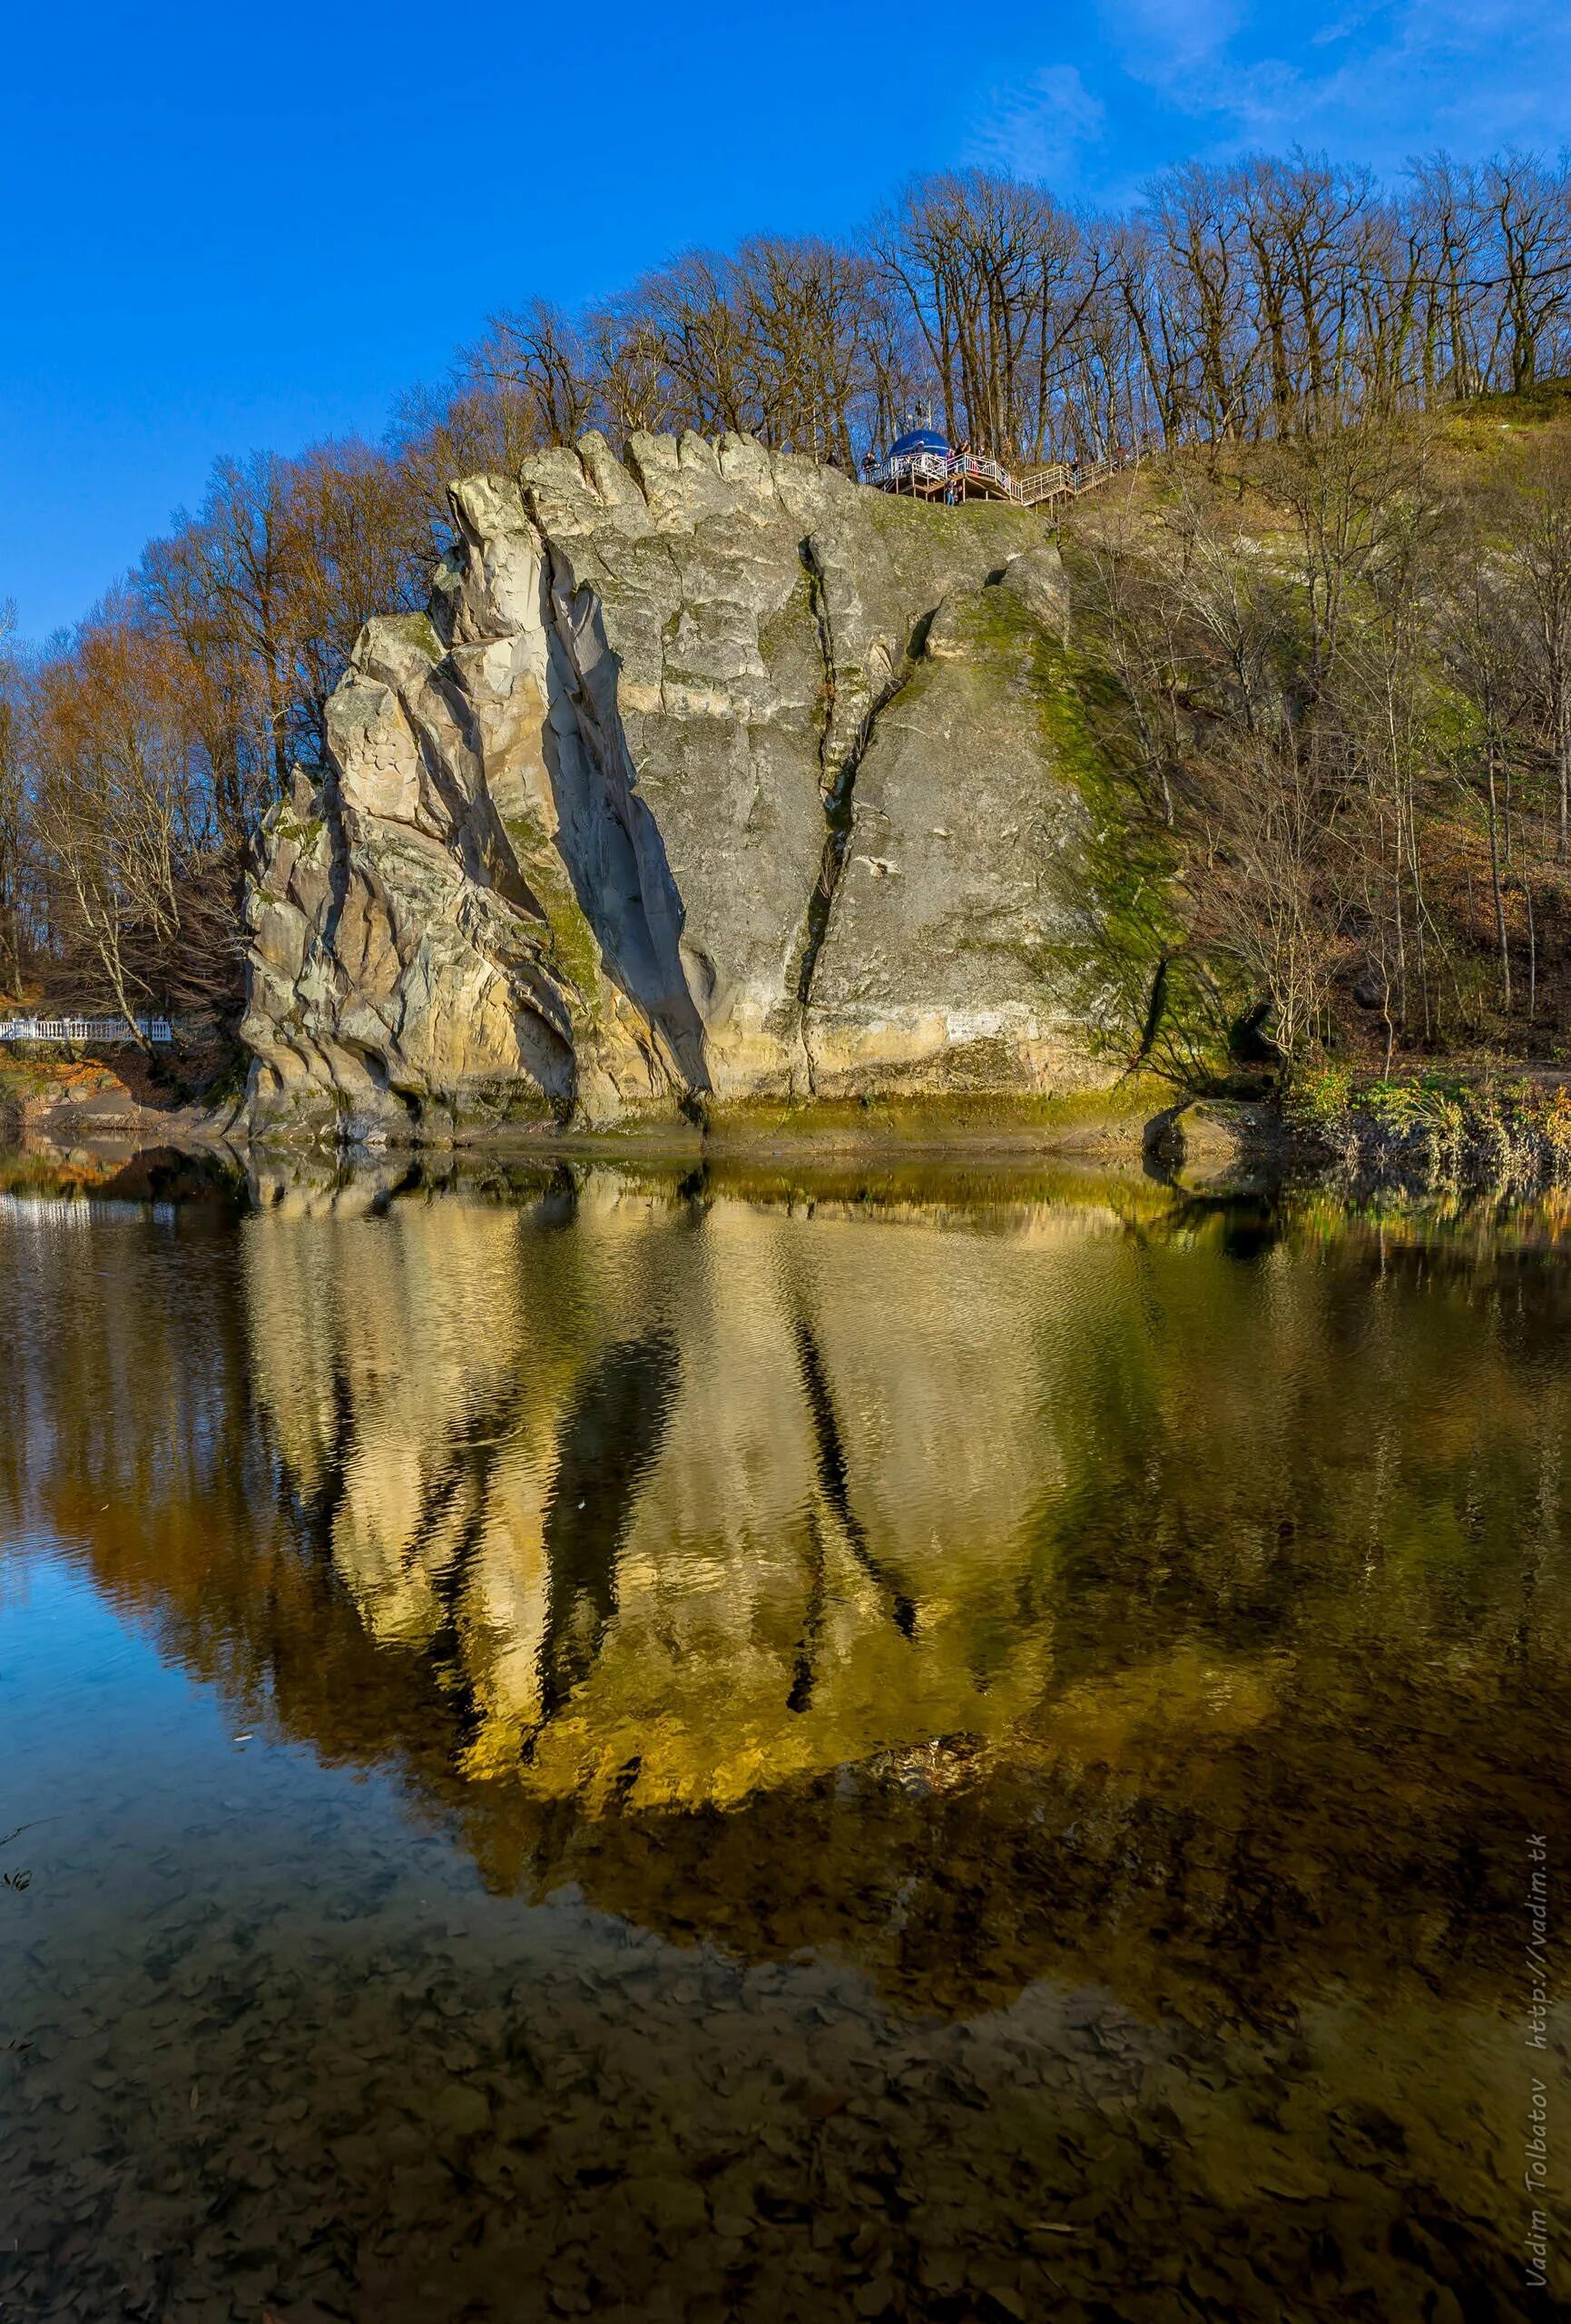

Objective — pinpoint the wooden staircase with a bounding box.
[867,447,1133,509]
[1005,454,1122,507]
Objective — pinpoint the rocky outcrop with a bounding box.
[242,432,1138,1142]
[1144,1098,1280,1191]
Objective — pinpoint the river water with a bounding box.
[0,1150,1565,2321]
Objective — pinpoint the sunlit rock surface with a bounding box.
[242,438,1135,1141]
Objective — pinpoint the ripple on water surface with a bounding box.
[0,1154,1566,2321]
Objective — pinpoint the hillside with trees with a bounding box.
[5,148,1571,1088]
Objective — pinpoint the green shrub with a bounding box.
[1290,1061,1353,1127]
[1359,1078,1427,1132]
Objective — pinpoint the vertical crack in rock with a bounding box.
[790,541,927,1088]
[535,537,711,1097]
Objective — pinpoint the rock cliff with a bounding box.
[241,431,1143,1141]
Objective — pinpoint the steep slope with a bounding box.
[242,431,1141,1142]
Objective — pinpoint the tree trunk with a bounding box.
[1486,747,1512,1014]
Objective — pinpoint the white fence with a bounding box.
[0,1016,174,1045]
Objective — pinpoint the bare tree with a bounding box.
[874,172,1098,460]
[584,296,674,441]
[389,378,544,533]
[140,454,300,813]
[28,615,231,1033]
[1435,517,1533,1016]
[0,603,33,997]
[462,300,597,446]
[1486,153,1571,393]
[286,441,429,749]
[732,235,874,464]
[1496,432,1571,858]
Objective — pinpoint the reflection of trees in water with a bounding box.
[0,1192,279,1689]
[2,1176,1568,2021]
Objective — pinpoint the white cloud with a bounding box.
[1078,0,1571,170]
[959,0,1569,210]
[1102,0,1246,89]
[964,64,1107,185]
[1223,3,1571,160]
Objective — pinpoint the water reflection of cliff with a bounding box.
[239,1168,1092,1802]
[3,1164,1568,2019]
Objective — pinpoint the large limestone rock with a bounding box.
[806,554,1095,1096]
[242,433,1133,1141]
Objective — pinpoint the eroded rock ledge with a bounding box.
[242,430,1134,1143]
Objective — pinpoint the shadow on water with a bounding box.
[0,1146,1566,2320]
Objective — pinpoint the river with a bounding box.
[1,1149,1565,2320]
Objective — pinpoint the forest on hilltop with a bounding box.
[5,149,1571,1081]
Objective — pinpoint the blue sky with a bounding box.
[3,0,1568,640]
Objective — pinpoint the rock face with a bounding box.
[242,431,1133,1141]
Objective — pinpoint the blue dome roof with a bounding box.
[889,426,949,457]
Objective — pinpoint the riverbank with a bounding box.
[2,1056,1183,1172]
[1281,1065,1571,1193]
[16,1042,1571,1206]
[0,1054,234,1160]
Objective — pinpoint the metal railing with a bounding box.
[0,1015,174,1044]
[1008,461,1075,505]
[864,447,1129,507]
[866,449,954,493]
